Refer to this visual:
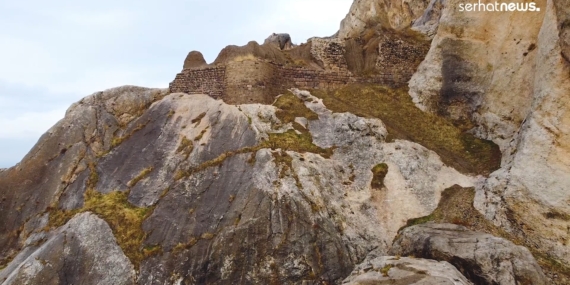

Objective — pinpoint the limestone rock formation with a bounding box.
[391,223,547,285]
[2,0,570,283]
[264,32,293,50]
[337,0,431,38]
[183,50,207,69]
[0,212,135,285]
[0,86,478,284]
[402,0,570,280]
[342,256,473,285]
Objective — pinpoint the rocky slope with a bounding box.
[0,0,568,284]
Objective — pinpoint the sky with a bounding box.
[0,0,353,168]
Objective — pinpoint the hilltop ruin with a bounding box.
[169,30,430,104]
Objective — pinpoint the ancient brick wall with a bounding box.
[309,38,348,71]
[169,34,430,104]
[169,59,410,104]
[169,62,407,104]
[169,67,226,99]
[376,37,430,82]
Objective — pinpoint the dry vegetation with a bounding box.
[47,164,158,269]
[400,185,570,283]
[231,53,257,62]
[310,84,501,175]
[48,189,156,269]
[371,163,389,189]
[273,92,319,124]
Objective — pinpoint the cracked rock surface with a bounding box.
[343,256,473,285]
[390,223,547,285]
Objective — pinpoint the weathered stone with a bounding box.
[390,223,547,285]
[0,212,135,285]
[264,32,292,50]
[342,256,473,285]
[183,50,207,69]
[337,0,430,38]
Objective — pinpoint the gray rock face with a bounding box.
[0,212,135,285]
[0,85,168,265]
[411,0,445,38]
[0,86,480,284]
[264,33,292,50]
[343,256,473,285]
[390,223,547,285]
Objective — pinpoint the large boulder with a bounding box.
[0,212,135,285]
[337,0,430,38]
[342,256,473,285]
[390,223,547,285]
[264,33,292,50]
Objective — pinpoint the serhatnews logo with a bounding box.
[459,0,540,11]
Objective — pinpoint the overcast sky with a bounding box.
[0,0,352,167]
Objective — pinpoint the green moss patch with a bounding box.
[371,163,389,189]
[127,167,153,188]
[48,162,156,270]
[177,136,194,160]
[310,84,501,175]
[273,91,318,124]
[191,112,207,124]
[260,130,333,159]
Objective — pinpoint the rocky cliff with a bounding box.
[0,0,568,284]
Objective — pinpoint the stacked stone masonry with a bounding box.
[170,62,408,104]
[170,36,427,104]
[170,67,226,99]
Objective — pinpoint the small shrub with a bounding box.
[371,163,389,189]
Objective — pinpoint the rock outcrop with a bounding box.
[342,256,473,285]
[391,223,547,285]
[264,33,293,50]
[1,0,569,283]
[337,0,431,38]
[400,0,570,278]
[0,212,135,285]
[0,86,477,284]
[183,51,207,69]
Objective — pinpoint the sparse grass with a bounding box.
[194,128,208,141]
[174,146,260,180]
[48,189,155,269]
[398,185,570,282]
[371,163,388,189]
[127,167,153,188]
[260,130,333,159]
[87,163,99,189]
[172,237,198,254]
[273,91,319,124]
[310,84,501,175]
[177,136,194,160]
[173,90,333,181]
[191,112,207,124]
[231,54,257,62]
[380,264,393,277]
[111,121,150,149]
[142,244,163,257]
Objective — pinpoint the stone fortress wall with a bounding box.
[169,35,428,104]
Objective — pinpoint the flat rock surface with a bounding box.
[343,256,473,285]
[390,223,547,285]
